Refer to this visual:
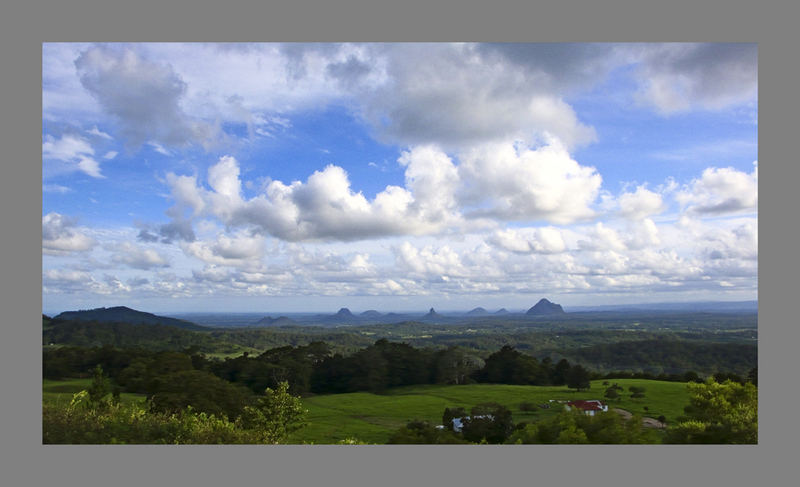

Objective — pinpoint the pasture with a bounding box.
[289,379,690,444]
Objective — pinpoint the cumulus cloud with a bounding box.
[676,162,758,215]
[158,139,607,244]
[488,227,566,254]
[618,185,664,219]
[393,241,468,279]
[457,139,602,224]
[42,212,96,255]
[633,43,757,114]
[75,45,218,149]
[349,44,598,150]
[164,155,449,242]
[137,217,196,244]
[577,223,628,252]
[110,242,170,270]
[181,232,266,269]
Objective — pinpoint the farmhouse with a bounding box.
[437,415,494,432]
[565,400,608,416]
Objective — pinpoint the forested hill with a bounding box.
[53,306,206,331]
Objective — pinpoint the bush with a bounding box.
[518,401,537,412]
[43,392,258,444]
[43,384,308,444]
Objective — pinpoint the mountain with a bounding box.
[335,308,355,319]
[254,316,298,327]
[53,306,206,330]
[526,299,566,316]
[422,307,441,320]
[494,308,509,314]
[467,307,489,316]
[360,310,383,319]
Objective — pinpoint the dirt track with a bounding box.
[612,408,666,429]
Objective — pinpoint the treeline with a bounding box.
[43,319,246,353]
[45,318,757,377]
[44,340,729,403]
[560,339,757,376]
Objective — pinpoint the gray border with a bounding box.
[2,0,796,486]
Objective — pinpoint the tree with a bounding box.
[148,369,252,419]
[683,371,701,383]
[87,364,110,406]
[604,387,619,401]
[565,364,591,391]
[460,403,514,444]
[665,378,757,444]
[629,386,646,399]
[240,381,308,444]
[552,359,571,386]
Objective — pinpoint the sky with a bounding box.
[42,43,758,314]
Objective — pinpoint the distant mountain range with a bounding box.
[53,306,206,330]
[50,299,757,330]
[250,300,568,326]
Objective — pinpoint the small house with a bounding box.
[565,400,608,416]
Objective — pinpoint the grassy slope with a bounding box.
[289,379,691,444]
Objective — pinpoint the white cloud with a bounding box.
[633,43,757,114]
[43,184,72,194]
[578,223,628,252]
[676,162,758,215]
[181,232,266,269]
[75,45,219,149]
[618,185,664,219]
[87,126,113,140]
[457,139,602,224]
[42,212,97,255]
[334,43,598,150]
[110,242,170,270]
[42,133,105,179]
[488,227,566,254]
[393,241,467,279]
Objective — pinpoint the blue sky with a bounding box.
[42,43,758,314]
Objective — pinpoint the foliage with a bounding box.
[43,319,245,353]
[44,381,309,444]
[565,364,591,391]
[665,379,757,444]
[629,385,646,399]
[460,403,514,444]
[87,365,111,406]
[43,392,260,444]
[240,381,308,444]
[507,410,656,444]
[563,339,757,376]
[387,420,468,444]
[147,369,253,419]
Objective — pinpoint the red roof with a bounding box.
[566,400,605,411]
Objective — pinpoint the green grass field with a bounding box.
[289,379,691,444]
